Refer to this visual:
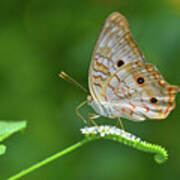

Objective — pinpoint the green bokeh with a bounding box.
[0,0,180,179]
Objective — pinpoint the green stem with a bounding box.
[7,126,168,180]
[7,138,91,180]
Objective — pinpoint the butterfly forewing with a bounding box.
[89,12,144,102]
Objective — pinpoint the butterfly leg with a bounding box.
[117,117,126,131]
[75,100,88,125]
[88,113,100,127]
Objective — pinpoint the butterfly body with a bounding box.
[87,12,179,122]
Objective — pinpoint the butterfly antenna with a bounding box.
[59,71,88,94]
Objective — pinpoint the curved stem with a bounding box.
[81,126,168,164]
[7,126,168,180]
[7,138,91,180]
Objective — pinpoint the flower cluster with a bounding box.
[81,125,141,142]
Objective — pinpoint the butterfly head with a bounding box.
[87,94,93,102]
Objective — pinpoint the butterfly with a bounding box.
[60,12,179,124]
[87,12,180,122]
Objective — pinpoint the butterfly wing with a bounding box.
[105,61,180,121]
[89,12,144,102]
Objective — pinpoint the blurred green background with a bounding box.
[0,0,180,179]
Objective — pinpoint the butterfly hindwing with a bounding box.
[105,61,179,121]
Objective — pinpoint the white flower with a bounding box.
[131,136,136,141]
[98,126,106,137]
[88,127,96,134]
[80,125,141,142]
[115,128,122,136]
[109,126,117,135]
[136,137,141,142]
[104,125,111,134]
[81,127,89,134]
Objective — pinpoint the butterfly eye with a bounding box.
[137,77,145,84]
[117,60,124,67]
[150,97,158,104]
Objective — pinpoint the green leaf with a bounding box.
[0,121,27,142]
[0,144,6,155]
